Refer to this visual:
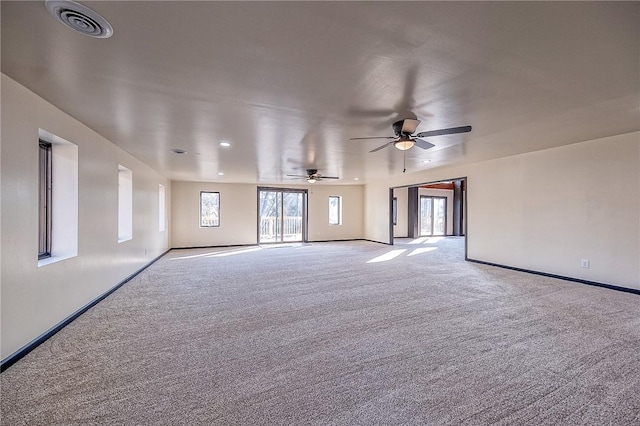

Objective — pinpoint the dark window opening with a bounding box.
[38,140,52,259]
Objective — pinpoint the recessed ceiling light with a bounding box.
[354,178,359,181]
[170,148,187,155]
[220,142,231,147]
[218,172,224,176]
[45,0,114,38]
[421,159,432,163]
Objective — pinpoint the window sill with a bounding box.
[38,254,76,268]
[118,237,132,243]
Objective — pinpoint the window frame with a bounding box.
[392,197,398,226]
[38,140,53,259]
[200,191,220,227]
[158,184,166,232]
[117,165,133,243]
[37,130,79,267]
[328,195,342,226]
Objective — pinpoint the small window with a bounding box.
[37,130,78,266]
[159,184,166,232]
[392,197,398,226]
[38,140,52,259]
[329,195,342,225]
[118,165,133,242]
[200,191,220,227]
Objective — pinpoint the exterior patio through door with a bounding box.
[258,188,307,243]
[420,195,447,236]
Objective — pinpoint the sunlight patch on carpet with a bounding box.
[407,237,428,244]
[407,247,437,257]
[170,246,262,260]
[367,249,406,263]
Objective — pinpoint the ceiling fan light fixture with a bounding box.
[307,178,317,184]
[394,139,414,151]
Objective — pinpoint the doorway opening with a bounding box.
[390,177,467,257]
[258,187,307,244]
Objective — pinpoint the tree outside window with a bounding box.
[329,196,342,225]
[200,191,220,227]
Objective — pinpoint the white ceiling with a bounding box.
[2,1,638,184]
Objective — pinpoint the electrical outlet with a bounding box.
[581,259,590,268]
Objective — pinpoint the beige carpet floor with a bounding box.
[1,238,639,425]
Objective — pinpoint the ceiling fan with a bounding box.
[286,169,339,184]
[351,119,472,153]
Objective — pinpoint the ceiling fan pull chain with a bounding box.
[403,150,407,173]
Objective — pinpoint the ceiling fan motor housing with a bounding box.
[392,120,406,136]
[393,119,420,136]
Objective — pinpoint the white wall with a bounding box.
[1,74,171,360]
[364,132,640,290]
[171,181,364,247]
[307,184,364,241]
[171,181,257,247]
[393,187,408,237]
[466,133,639,289]
[364,183,393,244]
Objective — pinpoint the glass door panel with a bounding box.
[259,190,281,243]
[420,196,433,236]
[283,192,303,242]
[434,198,446,236]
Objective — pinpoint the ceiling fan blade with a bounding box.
[416,125,472,138]
[369,142,393,153]
[319,176,340,179]
[401,119,421,134]
[350,136,396,140]
[413,138,435,150]
[286,174,309,178]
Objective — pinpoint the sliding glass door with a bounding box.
[420,196,446,236]
[258,188,307,243]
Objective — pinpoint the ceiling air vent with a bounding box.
[45,0,113,38]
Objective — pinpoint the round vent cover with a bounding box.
[45,0,113,38]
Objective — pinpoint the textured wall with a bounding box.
[1,75,171,360]
[364,132,640,290]
[466,132,639,289]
